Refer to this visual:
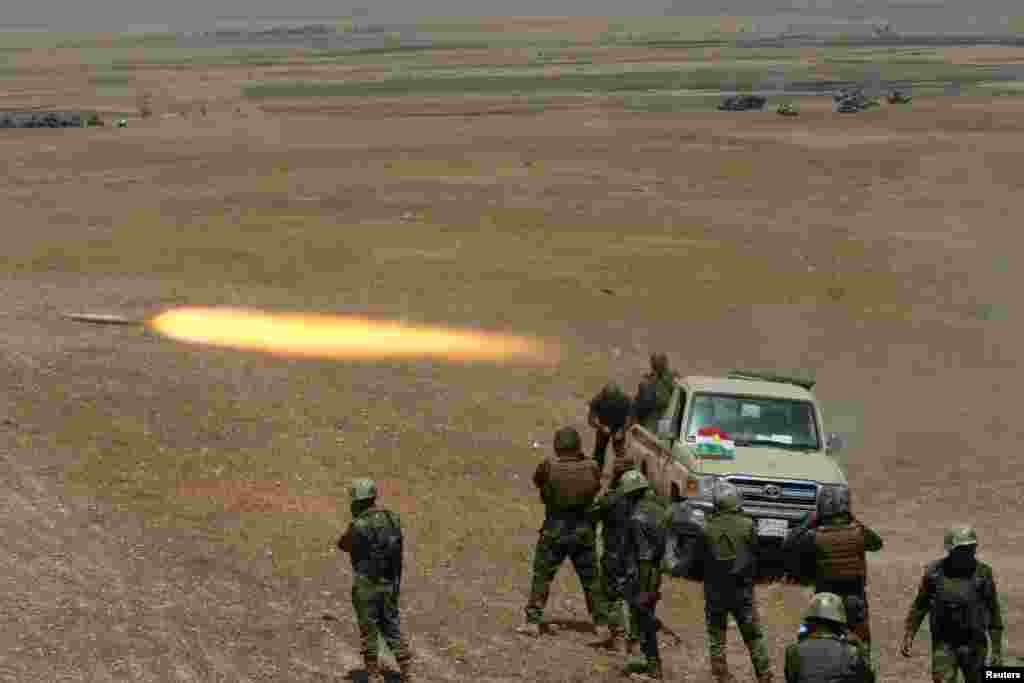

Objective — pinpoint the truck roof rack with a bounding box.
[727,369,817,391]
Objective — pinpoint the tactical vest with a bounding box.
[789,635,866,683]
[542,456,600,512]
[815,523,867,580]
[352,509,403,580]
[927,562,991,644]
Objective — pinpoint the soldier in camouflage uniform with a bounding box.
[590,455,640,653]
[901,526,1004,683]
[587,382,634,473]
[619,470,670,680]
[518,427,607,637]
[785,592,874,683]
[782,485,883,653]
[634,353,675,432]
[698,481,774,683]
[337,478,413,682]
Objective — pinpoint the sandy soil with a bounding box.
[1,40,1023,683]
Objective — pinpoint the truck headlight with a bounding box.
[687,475,718,498]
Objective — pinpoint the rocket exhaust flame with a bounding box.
[146,306,560,365]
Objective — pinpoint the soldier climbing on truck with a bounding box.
[625,369,849,578]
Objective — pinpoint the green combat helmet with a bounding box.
[350,478,378,502]
[803,592,848,625]
[619,470,650,496]
[712,480,741,512]
[553,426,582,452]
[943,525,978,554]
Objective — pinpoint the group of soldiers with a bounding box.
[331,353,1007,683]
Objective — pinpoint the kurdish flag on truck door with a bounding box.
[695,426,735,460]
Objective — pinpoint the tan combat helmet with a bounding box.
[619,470,650,496]
[943,525,978,554]
[350,478,378,502]
[803,592,847,625]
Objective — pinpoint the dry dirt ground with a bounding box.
[2,36,1024,683]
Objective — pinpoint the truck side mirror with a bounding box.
[826,433,845,454]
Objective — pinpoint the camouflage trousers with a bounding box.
[704,581,772,677]
[352,574,411,666]
[630,602,661,666]
[931,641,988,683]
[599,554,638,639]
[525,520,607,625]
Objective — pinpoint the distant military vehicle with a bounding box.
[0,111,101,128]
[625,370,849,577]
[834,88,880,113]
[887,90,912,104]
[872,22,897,39]
[718,95,767,111]
[777,103,799,116]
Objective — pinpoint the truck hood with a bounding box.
[688,445,846,484]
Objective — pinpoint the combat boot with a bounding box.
[624,656,663,680]
[592,624,624,650]
[515,622,542,638]
[363,656,381,682]
[644,658,664,680]
[709,655,734,683]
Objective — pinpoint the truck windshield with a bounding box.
[684,393,821,450]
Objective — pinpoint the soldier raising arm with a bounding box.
[781,486,882,652]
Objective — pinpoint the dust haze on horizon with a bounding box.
[1,0,1022,36]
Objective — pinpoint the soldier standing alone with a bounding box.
[337,478,414,682]
[785,592,874,683]
[782,485,883,655]
[619,470,669,680]
[698,481,774,683]
[900,525,1004,683]
[518,427,608,637]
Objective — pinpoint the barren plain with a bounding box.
[1,17,1023,682]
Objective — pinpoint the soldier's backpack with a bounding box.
[926,561,991,644]
[662,500,705,580]
[366,510,403,579]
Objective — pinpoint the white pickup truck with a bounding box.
[626,370,848,575]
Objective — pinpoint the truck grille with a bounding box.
[726,477,818,511]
